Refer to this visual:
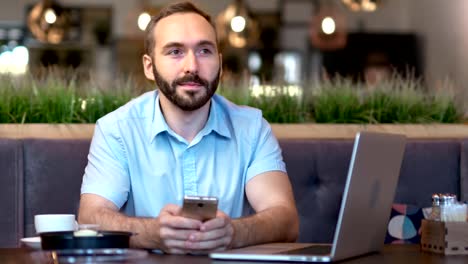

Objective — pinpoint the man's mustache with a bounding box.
[174,74,209,87]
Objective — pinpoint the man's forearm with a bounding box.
[78,207,161,249]
[230,205,299,248]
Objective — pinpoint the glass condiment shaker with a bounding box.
[439,193,457,222]
[429,193,441,221]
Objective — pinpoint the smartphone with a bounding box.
[180,195,218,222]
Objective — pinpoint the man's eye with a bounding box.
[168,49,182,55]
[199,48,213,55]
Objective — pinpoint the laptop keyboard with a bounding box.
[280,245,332,255]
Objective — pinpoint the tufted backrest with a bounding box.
[459,139,468,201]
[278,139,463,243]
[12,137,467,246]
[22,139,91,237]
[395,140,461,207]
[0,139,23,247]
[279,139,353,243]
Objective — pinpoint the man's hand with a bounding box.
[158,205,234,254]
[158,204,202,254]
[79,194,234,254]
[183,210,235,253]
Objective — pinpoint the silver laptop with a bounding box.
[210,131,406,262]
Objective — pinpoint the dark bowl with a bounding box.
[40,231,132,250]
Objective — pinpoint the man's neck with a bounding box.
[158,94,211,143]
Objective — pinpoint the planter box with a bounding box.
[1,124,468,139]
[271,124,468,139]
[0,124,95,139]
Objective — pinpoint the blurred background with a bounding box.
[0,0,466,95]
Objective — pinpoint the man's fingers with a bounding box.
[160,227,197,240]
[164,238,192,251]
[188,227,231,242]
[187,245,227,255]
[159,208,233,254]
[162,227,233,253]
[200,215,230,231]
[160,215,202,230]
[163,246,188,255]
[160,204,182,216]
[185,236,231,250]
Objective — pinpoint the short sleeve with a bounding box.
[246,118,286,181]
[80,120,130,208]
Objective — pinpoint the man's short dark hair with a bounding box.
[144,1,216,58]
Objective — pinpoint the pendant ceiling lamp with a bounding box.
[216,0,259,48]
[310,1,347,51]
[137,0,158,31]
[27,0,69,44]
[341,0,381,12]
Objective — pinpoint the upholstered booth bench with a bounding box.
[1,125,468,247]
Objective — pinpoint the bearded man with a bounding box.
[78,1,298,254]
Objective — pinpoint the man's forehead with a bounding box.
[154,12,217,47]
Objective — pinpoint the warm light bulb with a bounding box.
[230,16,246,33]
[228,32,246,48]
[12,46,29,66]
[138,12,151,31]
[0,51,12,73]
[321,17,336,35]
[362,0,377,12]
[44,8,57,24]
[343,0,379,12]
[10,46,29,74]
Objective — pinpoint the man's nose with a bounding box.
[183,51,198,74]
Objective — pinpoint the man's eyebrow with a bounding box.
[161,42,184,50]
[196,40,216,48]
[161,40,216,50]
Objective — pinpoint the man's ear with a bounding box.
[218,53,223,79]
[142,54,155,81]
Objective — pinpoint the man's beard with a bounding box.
[152,63,220,111]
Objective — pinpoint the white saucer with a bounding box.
[20,236,41,249]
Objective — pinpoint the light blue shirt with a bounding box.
[81,90,286,218]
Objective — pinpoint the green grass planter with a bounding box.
[0,73,463,124]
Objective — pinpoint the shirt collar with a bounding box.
[148,92,231,143]
[201,95,231,139]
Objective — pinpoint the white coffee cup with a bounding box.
[34,214,77,234]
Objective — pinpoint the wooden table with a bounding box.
[1,245,467,263]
